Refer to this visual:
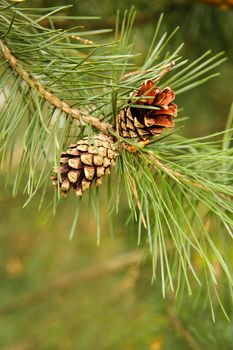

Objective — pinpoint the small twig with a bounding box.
[150,154,208,192]
[148,153,213,193]
[120,62,175,83]
[152,61,175,84]
[70,35,94,45]
[147,153,232,201]
[0,250,142,315]
[119,69,154,81]
[0,40,112,134]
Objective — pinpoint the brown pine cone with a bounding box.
[118,80,177,141]
[51,134,118,196]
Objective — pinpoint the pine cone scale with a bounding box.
[152,103,177,117]
[68,158,82,169]
[61,179,70,192]
[97,167,105,178]
[80,153,93,166]
[93,155,103,166]
[155,88,175,105]
[150,127,164,135]
[68,170,80,183]
[145,115,175,128]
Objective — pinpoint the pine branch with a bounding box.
[70,35,94,45]
[0,40,112,134]
[0,2,232,313]
[146,152,231,199]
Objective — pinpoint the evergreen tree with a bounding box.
[0,1,232,349]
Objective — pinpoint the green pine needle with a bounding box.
[0,1,232,315]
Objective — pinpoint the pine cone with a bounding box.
[51,134,118,196]
[118,80,177,140]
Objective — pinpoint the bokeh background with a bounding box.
[0,1,233,349]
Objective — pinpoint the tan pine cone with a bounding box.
[118,80,177,141]
[51,134,118,196]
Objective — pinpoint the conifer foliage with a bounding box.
[0,1,232,315]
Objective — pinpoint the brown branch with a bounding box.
[149,153,210,192]
[152,62,175,84]
[120,62,175,82]
[146,152,232,201]
[70,35,94,45]
[0,40,112,134]
[0,250,142,315]
[119,69,154,81]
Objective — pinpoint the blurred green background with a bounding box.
[0,1,233,349]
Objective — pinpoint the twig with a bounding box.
[120,62,175,83]
[148,153,210,192]
[152,61,175,84]
[0,40,112,134]
[70,35,94,45]
[0,250,142,315]
[147,153,232,201]
[119,69,154,81]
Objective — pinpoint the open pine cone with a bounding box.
[51,134,118,196]
[118,80,177,140]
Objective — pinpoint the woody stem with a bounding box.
[0,40,113,134]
